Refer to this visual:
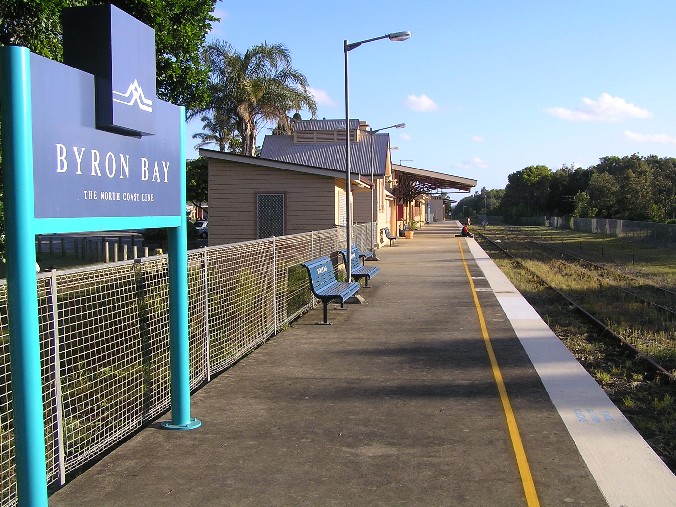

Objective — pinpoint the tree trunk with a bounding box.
[237,107,256,156]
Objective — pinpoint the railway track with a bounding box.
[530,239,676,313]
[476,231,675,382]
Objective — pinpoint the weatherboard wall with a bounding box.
[208,159,340,244]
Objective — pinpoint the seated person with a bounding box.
[461,224,474,238]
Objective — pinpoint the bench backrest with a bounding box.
[340,247,362,271]
[303,257,337,291]
[383,227,394,238]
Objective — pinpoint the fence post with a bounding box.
[48,270,67,486]
[202,248,211,382]
[272,236,277,335]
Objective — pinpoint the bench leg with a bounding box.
[364,277,370,288]
[320,301,331,325]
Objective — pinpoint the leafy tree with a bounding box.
[485,188,505,214]
[547,164,591,216]
[0,0,218,110]
[592,154,655,221]
[572,191,596,218]
[193,111,236,152]
[646,156,676,221]
[186,158,208,214]
[198,40,317,156]
[587,172,620,218]
[0,0,70,59]
[499,165,552,218]
[452,188,504,220]
[451,195,474,221]
[616,155,652,220]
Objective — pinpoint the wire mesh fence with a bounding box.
[0,223,372,506]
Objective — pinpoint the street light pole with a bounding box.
[344,31,410,282]
[343,40,352,280]
[367,123,405,261]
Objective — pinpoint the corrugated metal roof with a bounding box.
[260,132,389,176]
[293,119,361,131]
[199,148,361,179]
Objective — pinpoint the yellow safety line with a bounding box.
[458,239,541,507]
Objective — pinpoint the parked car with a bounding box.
[195,220,208,238]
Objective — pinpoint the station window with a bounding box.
[257,193,285,238]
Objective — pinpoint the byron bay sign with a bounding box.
[0,5,198,505]
[30,4,182,227]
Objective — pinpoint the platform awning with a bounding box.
[391,164,476,205]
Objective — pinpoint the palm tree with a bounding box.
[198,40,317,156]
[192,110,236,152]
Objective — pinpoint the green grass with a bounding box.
[507,225,676,288]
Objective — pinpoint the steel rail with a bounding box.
[531,239,676,299]
[477,232,675,383]
[522,240,676,317]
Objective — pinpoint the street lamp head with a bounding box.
[388,31,411,42]
[345,31,411,52]
[371,122,406,133]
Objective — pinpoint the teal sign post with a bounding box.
[0,6,200,506]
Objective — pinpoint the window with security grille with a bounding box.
[257,193,285,238]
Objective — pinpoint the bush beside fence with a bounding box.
[0,223,373,505]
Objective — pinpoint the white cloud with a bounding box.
[471,135,485,143]
[399,132,413,141]
[308,87,337,107]
[452,157,488,170]
[212,7,229,21]
[624,130,676,144]
[405,94,439,112]
[545,93,651,122]
[206,8,230,38]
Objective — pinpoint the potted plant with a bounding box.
[405,220,418,238]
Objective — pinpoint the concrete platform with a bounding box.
[48,222,676,506]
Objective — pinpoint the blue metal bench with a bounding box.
[339,247,381,287]
[383,227,398,247]
[303,257,361,324]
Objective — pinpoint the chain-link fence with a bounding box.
[0,223,373,505]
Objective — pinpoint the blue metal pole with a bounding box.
[162,106,200,430]
[0,46,49,506]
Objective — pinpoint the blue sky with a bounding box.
[186,1,676,193]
